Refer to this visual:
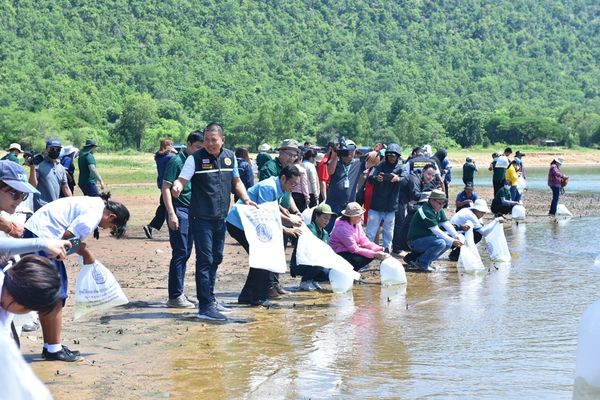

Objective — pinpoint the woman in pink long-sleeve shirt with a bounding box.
[329,202,387,271]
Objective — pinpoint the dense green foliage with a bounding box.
[1,0,600,152]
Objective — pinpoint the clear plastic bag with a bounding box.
[574,298,600,398]
[516,176,527,194]
[380,257,407,286]
[74,260,128,320]
[511,204,526,221]
[485,223,511,263]
[457,229,485,273]
[556,204,573,217]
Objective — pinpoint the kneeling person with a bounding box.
[406,189,464,272]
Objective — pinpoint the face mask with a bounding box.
[504,185,511,190]
[48,148,61,159]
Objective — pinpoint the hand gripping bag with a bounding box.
[485,223,511,263]
[457,229,485,273]
[74,260,128,320]
[380,257,407,285]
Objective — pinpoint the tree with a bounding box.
[112,94,158,150]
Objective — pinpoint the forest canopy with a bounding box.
[1,0,600,152]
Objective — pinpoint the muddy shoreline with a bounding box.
[21,184,600,399]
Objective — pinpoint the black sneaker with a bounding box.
[197,305,227,321]
[42,345,82,362]
[143,225,153,239]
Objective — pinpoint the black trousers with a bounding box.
[338,251,374,272]
[148,194,166,230]
[226,222,271,303]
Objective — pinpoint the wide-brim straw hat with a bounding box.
[341,202,365,217]
[555,156,565,164]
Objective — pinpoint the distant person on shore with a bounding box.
[506,159,521,202]
[462,156,477,185]
[60,145,78,196]
[144,138,176,239]
[548,157,567,216]
[491,179,519,216]
[514,150,527,179]
[491,148,511,195]
[455,182,478,212]
[1,143,23,164]
[77,139,105,196]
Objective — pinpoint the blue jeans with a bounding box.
[192,218,226,309]
[80,183,100,196]
[409,235,451,269]
[510,186,521,202]
[365,210,395,251]
[549,186,560,215]
[168,207,193,300]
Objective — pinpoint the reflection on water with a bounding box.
[170,217,600,399]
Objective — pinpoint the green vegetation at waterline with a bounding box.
[2,0,600,152]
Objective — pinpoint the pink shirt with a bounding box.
[329,218,383,258]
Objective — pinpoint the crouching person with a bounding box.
[290,203,337,291]
[448,199,504,261]
[406,189,464,272]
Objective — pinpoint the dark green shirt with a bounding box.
[492,186,511,208]
[308,222,329,243]
[462,162,477,182]
[77,151,96,185]
[1,153,19,163]
[163,150,191,208]
[407,202,448,241]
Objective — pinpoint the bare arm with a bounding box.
[232,177,258,208]
[62,184,72,197]
[170,177,189,198]
[326,151,338,176]
[162,181,178,231]
[28,164,38,188]
[89,164,105,189]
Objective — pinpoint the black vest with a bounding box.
[190,147,236,220]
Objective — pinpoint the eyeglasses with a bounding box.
[281,150,298,158]
[2,187,29,201]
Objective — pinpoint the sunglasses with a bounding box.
[3,187,29,201]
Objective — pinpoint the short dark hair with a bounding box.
[279,165,301,180]
[303,148,317,161]
[3,255,61,314]
[204,123,224,137]
[100,192,130,238]
[187,131,204,144]
[422,163,436,172]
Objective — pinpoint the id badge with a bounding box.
[344,177,350,189]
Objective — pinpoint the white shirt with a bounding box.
[25,196,104,240]
[451,208,498,237]
[0,272,13,338]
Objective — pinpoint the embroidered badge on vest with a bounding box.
[201,158,212,169]
[224,157,232,166]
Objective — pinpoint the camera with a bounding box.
[23,151,44,166]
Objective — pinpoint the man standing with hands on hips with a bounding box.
[171,123,257,321]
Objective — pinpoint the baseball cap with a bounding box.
[0,161,40,194]
[46,139,62,148]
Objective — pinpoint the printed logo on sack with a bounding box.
[92,265,107,285]
[255,223,272,242]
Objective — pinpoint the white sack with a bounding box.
[302,206,314,225]
[74,260,128,320]
[485,223,511,263]
[380,257,407,285]
[0,336,52,400]
[556,204,573,216]
[457,229,486,273]
[516,176,527,194]
[237,201,287,273]
[511,204,526,221]
[296,225,359,278]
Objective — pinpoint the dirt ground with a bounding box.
[21,177,600,399]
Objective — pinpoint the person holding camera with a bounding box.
[27,139,72,211]
[325,137,362,232]
[365,144,403,253]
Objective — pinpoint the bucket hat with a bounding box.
[555,156,564,165]
[278,139,300,153]
[7,143,22,153]
[82,139,98,149]
[341,202,365,217]
[470,199,490,213]
[428,189,446,201]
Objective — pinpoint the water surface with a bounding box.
[170,217,600,399]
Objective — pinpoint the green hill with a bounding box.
[1,0,600,151]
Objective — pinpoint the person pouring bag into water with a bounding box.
[491,179,520,217]
[77,139,105,197]
[405,189,464,273]
[171,123,257,322]
[23,193,129,361]
[329,202,387,272]
[290,203,337,291]
[225,165,302,306]
[448,199,505,261]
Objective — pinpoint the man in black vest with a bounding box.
[171,123,256,321]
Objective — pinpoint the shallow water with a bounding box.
[458,166,600,193]
[170,217,600,399]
